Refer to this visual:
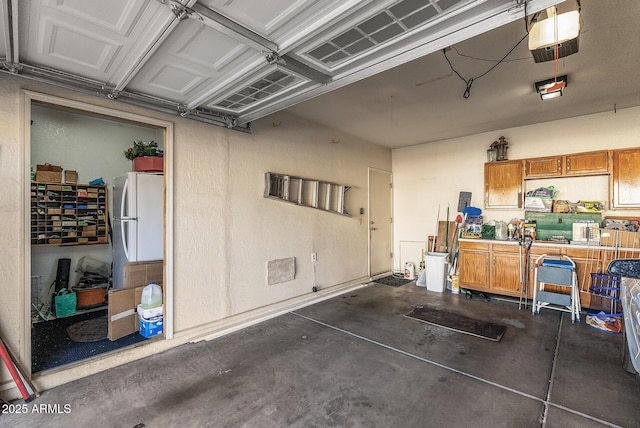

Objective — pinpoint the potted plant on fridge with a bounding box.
[124,140,164,172]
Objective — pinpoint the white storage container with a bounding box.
[425,252,449,292]
[137,303,163,320]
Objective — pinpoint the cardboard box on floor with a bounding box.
[123,260,163,288]
[108,260,163,340]
[108,286,143,341]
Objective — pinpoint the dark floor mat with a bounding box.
[67,316,108,342]
[32,309,147,372]
[373,276,412,287]
[405,307,507,341]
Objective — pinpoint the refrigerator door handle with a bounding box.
[120,177,129,221]
[120,178,131,261]
[121,219,130,261]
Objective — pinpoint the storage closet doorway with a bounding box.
[23,91,174,373]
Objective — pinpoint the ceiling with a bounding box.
[284,0,640,148]
[1,1,638,148]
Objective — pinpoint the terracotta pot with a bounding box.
[133,156,163,172]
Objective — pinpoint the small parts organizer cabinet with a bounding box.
[31,181,108,246]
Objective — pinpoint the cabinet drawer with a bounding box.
[529,246,562,256]
[459,241,489,251]
[564,248,598,258]
[492,244,519,253]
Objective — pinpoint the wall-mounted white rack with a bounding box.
[264,172,352,216]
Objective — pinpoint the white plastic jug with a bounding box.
[141,282,163,309]
[495,221,508,240]
[404,262,415,280]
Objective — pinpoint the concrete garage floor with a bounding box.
[4,282,640,427]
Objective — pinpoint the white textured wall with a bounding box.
[0,76,24,391]
[172,112,390,330]
[392,107,640,271]
[0,72,391,396]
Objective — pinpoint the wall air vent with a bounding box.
[307,0,463,66]
[215,71,302,111]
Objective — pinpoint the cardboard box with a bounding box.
[35,164,62,182]
[108,286,143,340]
[65,170,78,183]
[123,260,163,289]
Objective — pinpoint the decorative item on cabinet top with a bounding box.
[487,136,509,162]
[264,172,352,216]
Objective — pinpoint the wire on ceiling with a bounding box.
[443,31,529,99]
[443,0,538,99]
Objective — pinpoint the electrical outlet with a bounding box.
[311,252,317,263]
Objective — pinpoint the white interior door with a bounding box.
[369,168,392,276]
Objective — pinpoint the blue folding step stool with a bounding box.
[532,254,581,323]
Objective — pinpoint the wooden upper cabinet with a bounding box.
[565,150,610,176]
[524,151,610,179]
[484,160,523,209]
[612,147,640,208]
[524,156,563,178]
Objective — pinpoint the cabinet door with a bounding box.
[458,249,490,291]
[491,251,523,297]
[612,148,640,208]
[565,247,600,309]
[524,156,563,178]
[565,150,610,176]
[484,160,523,209]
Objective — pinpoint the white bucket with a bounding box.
[404,262,415,280]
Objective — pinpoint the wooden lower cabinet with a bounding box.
[491,245,524,296]
[458,241,490,290]
[459,241,524,298]
[459,240,611,308]
[565,247,600,309]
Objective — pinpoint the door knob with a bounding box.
[371,227,377,231]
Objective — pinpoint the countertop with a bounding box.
[458,238,610,250]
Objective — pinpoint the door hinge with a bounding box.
[389,183,393,189]
[390,252,393,258]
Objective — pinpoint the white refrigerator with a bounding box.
[112,172,164,289]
